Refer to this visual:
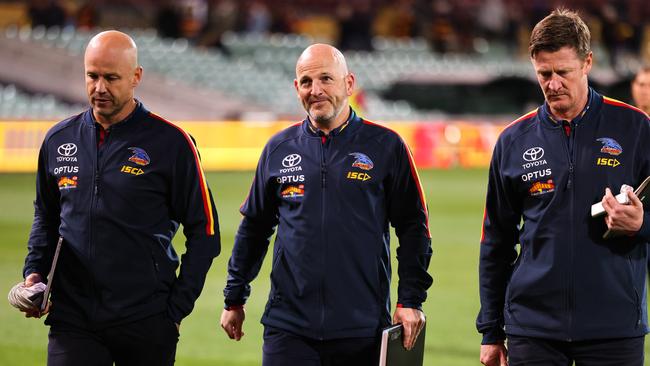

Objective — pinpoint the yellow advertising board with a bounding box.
[0,120,507,172]
[0,121,53,172]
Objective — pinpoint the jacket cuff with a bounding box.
[224,298,246,307]
[167,305,183,324]
[23,267,42,280]
[224,304,244,311]
[637,212,650,241]
[396,302,422,311]
[481,327,506,345]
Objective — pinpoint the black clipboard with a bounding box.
[633,176,650,206]
[378,323,426,366]
[40,236,63,314]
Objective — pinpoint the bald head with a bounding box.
[295,44,349,78]
[85,30,139,69]
[84,31,142,127]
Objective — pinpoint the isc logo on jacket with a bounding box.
[347,171,371,181]
[346,152,373,181]
[120,166,145,175]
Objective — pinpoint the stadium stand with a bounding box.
[0,0,648,120]
[0,83,84,120]
[1,25,271,120]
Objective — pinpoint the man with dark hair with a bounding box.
[220,43,431,366]
[18,30,221,365]
[478,9,650,366]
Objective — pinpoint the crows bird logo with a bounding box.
[349,152,374,171]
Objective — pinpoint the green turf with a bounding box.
[0,170,647,365]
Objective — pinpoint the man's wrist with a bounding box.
[481,328,506,345]
[483,339,505,345]
[396,302,423,311]
[224,304,244,311]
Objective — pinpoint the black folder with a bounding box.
[40,236,63,314]
[378,323,426,366]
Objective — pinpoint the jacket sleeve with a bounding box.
[23,138,61,279]
[634,115,650,241]
[223,145,278,306]
[167,134,221,323]
[387,138,433,309]
[639,212,650,240]
[476,140,520,344]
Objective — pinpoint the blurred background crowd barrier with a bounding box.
[0,120,503,171]
[1,0,649,171]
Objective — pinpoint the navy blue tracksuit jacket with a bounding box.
[478,89,650,344]
[23,102,220,327]
[224,110,433,340]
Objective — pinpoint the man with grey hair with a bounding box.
[478,9,650,366]
[19,30,220,365]
[220,43,432,365]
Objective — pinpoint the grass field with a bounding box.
[0,169,647,365]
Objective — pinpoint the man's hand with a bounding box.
[22,273,49,318]
[24,273,43,287]
[392,307,425,350]
[480,342,508,366]
[602,188,644,234]
[220,307,245,341]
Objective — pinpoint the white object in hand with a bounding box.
[7,282,46,311]
[590,184,632,217]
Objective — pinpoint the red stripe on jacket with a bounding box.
[362,120,431,238]
[149,113,215,235]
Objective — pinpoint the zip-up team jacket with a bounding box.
[23,102,220,328]
[477,89,650,344]
[224,109,432,340]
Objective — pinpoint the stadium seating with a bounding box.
[1,25,642,121]
[3,26,452,120]
[0,83,84,120]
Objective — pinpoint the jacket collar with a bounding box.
[539,87,602,128]
[83,100,148,130]
[301,107,362,138]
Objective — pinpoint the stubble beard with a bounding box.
[93,98,127,123]
[308,101,344,128]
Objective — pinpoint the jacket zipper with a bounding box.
[562,121,577,341]
[89,127,98,323]
[89,126,111,322]
[319,133,329,340]
[562,121,575,190]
